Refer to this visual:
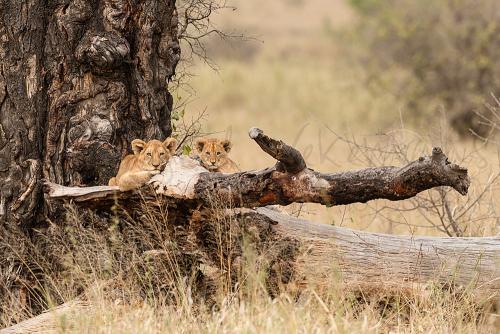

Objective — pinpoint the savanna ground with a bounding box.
[2,0,499,333]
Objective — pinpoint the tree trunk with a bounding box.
[0,0,47,224]
[0,0,179,326]
[0,0,180,226]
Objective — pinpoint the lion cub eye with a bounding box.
[216,152,221,156]
[160,152,165,156]
[147,152,152,157]
[205,152,210,155]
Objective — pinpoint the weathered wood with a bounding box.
[43,181,500,301]
[249,127,306,173]
[42,129,500,299]
[0,300,89,334]
[192,148,469,208]
[256,207,500,300]
[46,182,120,202]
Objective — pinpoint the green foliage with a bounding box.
[349,0,383,14]
[351,0,500,136]
[182,144,192,156]
[170,107,185,133]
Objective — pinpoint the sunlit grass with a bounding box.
[60,276,498,334]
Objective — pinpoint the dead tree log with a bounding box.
[0,300,89,334]
[255,207,499,300]
[44,128,499,300]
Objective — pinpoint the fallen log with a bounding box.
[0,300,89,334]
[43,128,499,300]
[255,207,500,300]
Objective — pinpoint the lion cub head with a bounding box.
[132,138,177,171]
[195,138,232,171]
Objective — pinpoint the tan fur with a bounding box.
[109,138,177,191]
[195,138,239,173]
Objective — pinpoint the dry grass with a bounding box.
[49,290,499,334]
[1,198,498,333]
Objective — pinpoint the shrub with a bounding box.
[350,0,500,137]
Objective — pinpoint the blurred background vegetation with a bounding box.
[350,0,500,137]
[174,0,499,236]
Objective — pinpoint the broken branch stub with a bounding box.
[430,147,469,195]
[248,127,306,173]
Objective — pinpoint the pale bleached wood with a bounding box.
[45,182,120,201]
[0,300,89,334]
[150,155,208,199]
[256,207,500,300]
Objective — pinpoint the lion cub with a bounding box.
[109,138,177,191]
[195,138,239,173]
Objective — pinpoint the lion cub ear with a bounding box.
[221,139,232,153]
[163,137,177,154]
[195,138,206,153]
[131,139,146,155]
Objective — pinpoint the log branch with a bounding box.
[197,128,469,206]
[249,127,306,173]
[0,300,89,334]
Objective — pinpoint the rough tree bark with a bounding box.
[0,0,180,226]
[0,0,47,224]
[45,128,500,301]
